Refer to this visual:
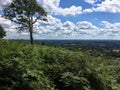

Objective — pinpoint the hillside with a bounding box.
[0,40,120,90]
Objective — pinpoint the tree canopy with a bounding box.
[0,25,6,38]
[3,0,47,44]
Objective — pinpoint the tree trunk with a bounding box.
[29,26,33,45]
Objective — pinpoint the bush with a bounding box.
[0,40,119,90]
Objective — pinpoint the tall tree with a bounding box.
[3,0,47,45]
[0,25,6,38]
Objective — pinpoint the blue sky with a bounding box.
[0,0,120,40]
[58,0,120,26]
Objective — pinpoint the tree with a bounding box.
[0,25,6,38]
[3,0,47,45]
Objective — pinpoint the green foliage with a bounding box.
[0,40,119,90]
[0,25,6,38]
[60,72,90,90]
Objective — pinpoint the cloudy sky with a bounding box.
[0,0,120,39]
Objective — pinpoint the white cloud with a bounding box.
[84,0,96,4]
[94,0,120,13]
[75,21,120,39]
[101,21,120,36]
[36,0,60,14]
[0,16,27,39]
[63,21,76,30]
[77,21,98,30]
[1,0,120,16]
[0,0,12,9]
[83,8,93,13]
[59,21,77,37]
[0,0,82,16]
[37,0,120,14]
[37,0,82,16]
[1,14,120,39]
[84,0,120,13]
[0,0,120,39]
[56,6,82,16]
[101,21,114,29]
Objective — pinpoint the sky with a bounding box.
[0,0,120,40]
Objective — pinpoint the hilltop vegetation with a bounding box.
[0,40,120,90]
